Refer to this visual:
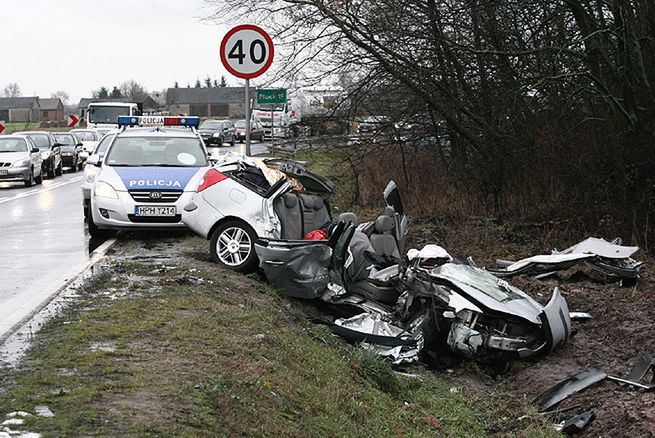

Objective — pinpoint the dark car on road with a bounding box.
[234,119,264,142]
[52,133,83,171]
[199,119,236,146]
[13,131,63,178]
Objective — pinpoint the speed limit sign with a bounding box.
[220,24,274,79]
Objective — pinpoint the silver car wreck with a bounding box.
[255,181,572,365]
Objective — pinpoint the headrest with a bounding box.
[299,194,315,209]
[386,205,395,216]
[283,194,298,208]
[338,212,359,226]
[374,215,394,233]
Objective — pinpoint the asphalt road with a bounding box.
[0,142,269,340]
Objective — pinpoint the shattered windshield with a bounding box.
[0,138,28,152]
[437,264,528,302]
[105,137,208,167]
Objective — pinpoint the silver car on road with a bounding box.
[0,135,43,187]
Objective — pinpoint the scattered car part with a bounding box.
[532,367,607,412]
[482,237,644,280]
[607,353,655,391]
[569,312,592,320]
[555,407,596,434]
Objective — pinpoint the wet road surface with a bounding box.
[0,142,270,339]
[0,171,90,338]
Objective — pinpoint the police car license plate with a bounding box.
[135,206,176,216]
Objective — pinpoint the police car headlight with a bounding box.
[95,181,119,199]
[212,133,221,137]
[12,159,31,168]
[84,165,98,183]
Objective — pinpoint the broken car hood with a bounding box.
[428,264,544,323]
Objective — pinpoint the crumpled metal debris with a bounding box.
[481,237,644,280]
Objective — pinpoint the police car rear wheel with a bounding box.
[210,220,258,273]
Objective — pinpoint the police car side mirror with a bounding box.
[87,155,102,167]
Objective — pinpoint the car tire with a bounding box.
[230,137,235,147]
[210,220,258,273]
[87,215,112,239]
[24,169,34,187]
[55,160,63,176]
[34,170,42,185]
[218,135,224,147]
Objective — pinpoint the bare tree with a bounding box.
[51,90,69,106]
[119,80,148,101]
[2,83,21,98]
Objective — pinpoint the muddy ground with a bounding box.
[408,217,655,437]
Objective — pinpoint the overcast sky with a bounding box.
[0,1,241,104]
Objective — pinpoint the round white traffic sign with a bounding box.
[220,25,274,79]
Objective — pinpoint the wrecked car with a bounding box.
[182,153,334,272]
[255,181,572,365]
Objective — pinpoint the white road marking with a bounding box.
[0,176,83,205]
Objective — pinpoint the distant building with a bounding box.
[39,98,64,122]
[166,87,253,119]
[0,97,40,123]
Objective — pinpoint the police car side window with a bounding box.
[96,135,114,154]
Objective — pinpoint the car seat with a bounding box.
[298,193,331,235]
[369,215,401,259]
[274,193,303,240]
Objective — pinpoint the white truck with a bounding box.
[85,102,140,129]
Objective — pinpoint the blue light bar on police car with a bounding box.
[116,116,200,127]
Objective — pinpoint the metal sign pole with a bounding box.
[244,78,251,156]
[271,105,275,147]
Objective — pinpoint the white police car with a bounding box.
[88,116,210,237]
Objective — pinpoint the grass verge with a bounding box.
[0,234,557,437]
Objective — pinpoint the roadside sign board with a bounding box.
[220,24,274,79]
[257,88,287,105]
[0,122,5,134]
[67,114,80,128]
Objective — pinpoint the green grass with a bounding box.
[3,122,71,134]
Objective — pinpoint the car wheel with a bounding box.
[218,135,224,147]
[230,137,235,147]
[87,215,111,238]
[24,169,34,187]
[55,160,63,176]
[210,220,258,273]
[34,169,43,185]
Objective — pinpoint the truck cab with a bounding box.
[86,102,141,129]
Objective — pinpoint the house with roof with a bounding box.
[39,98,64,122]
[0,97,40,123]
[166,87,253,119]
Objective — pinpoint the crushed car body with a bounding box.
[255,181,573,365]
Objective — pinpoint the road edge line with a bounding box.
[0,236,118,345]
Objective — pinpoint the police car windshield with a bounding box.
[0,138,28,152]
[89,107,130,124]
[105,137,208,167]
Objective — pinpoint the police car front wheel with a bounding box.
[210,220,258,273]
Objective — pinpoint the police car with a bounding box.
[88,116,210,237]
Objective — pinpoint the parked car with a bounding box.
[0,135,43,186]
[13,131,62,178]
[182,154,335,272]
[87,116,209,238]
[357,115,393,135]
[198,119,236,146]
[70,129,100,155]
[52,133,83,172]
[234,119,264,142]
